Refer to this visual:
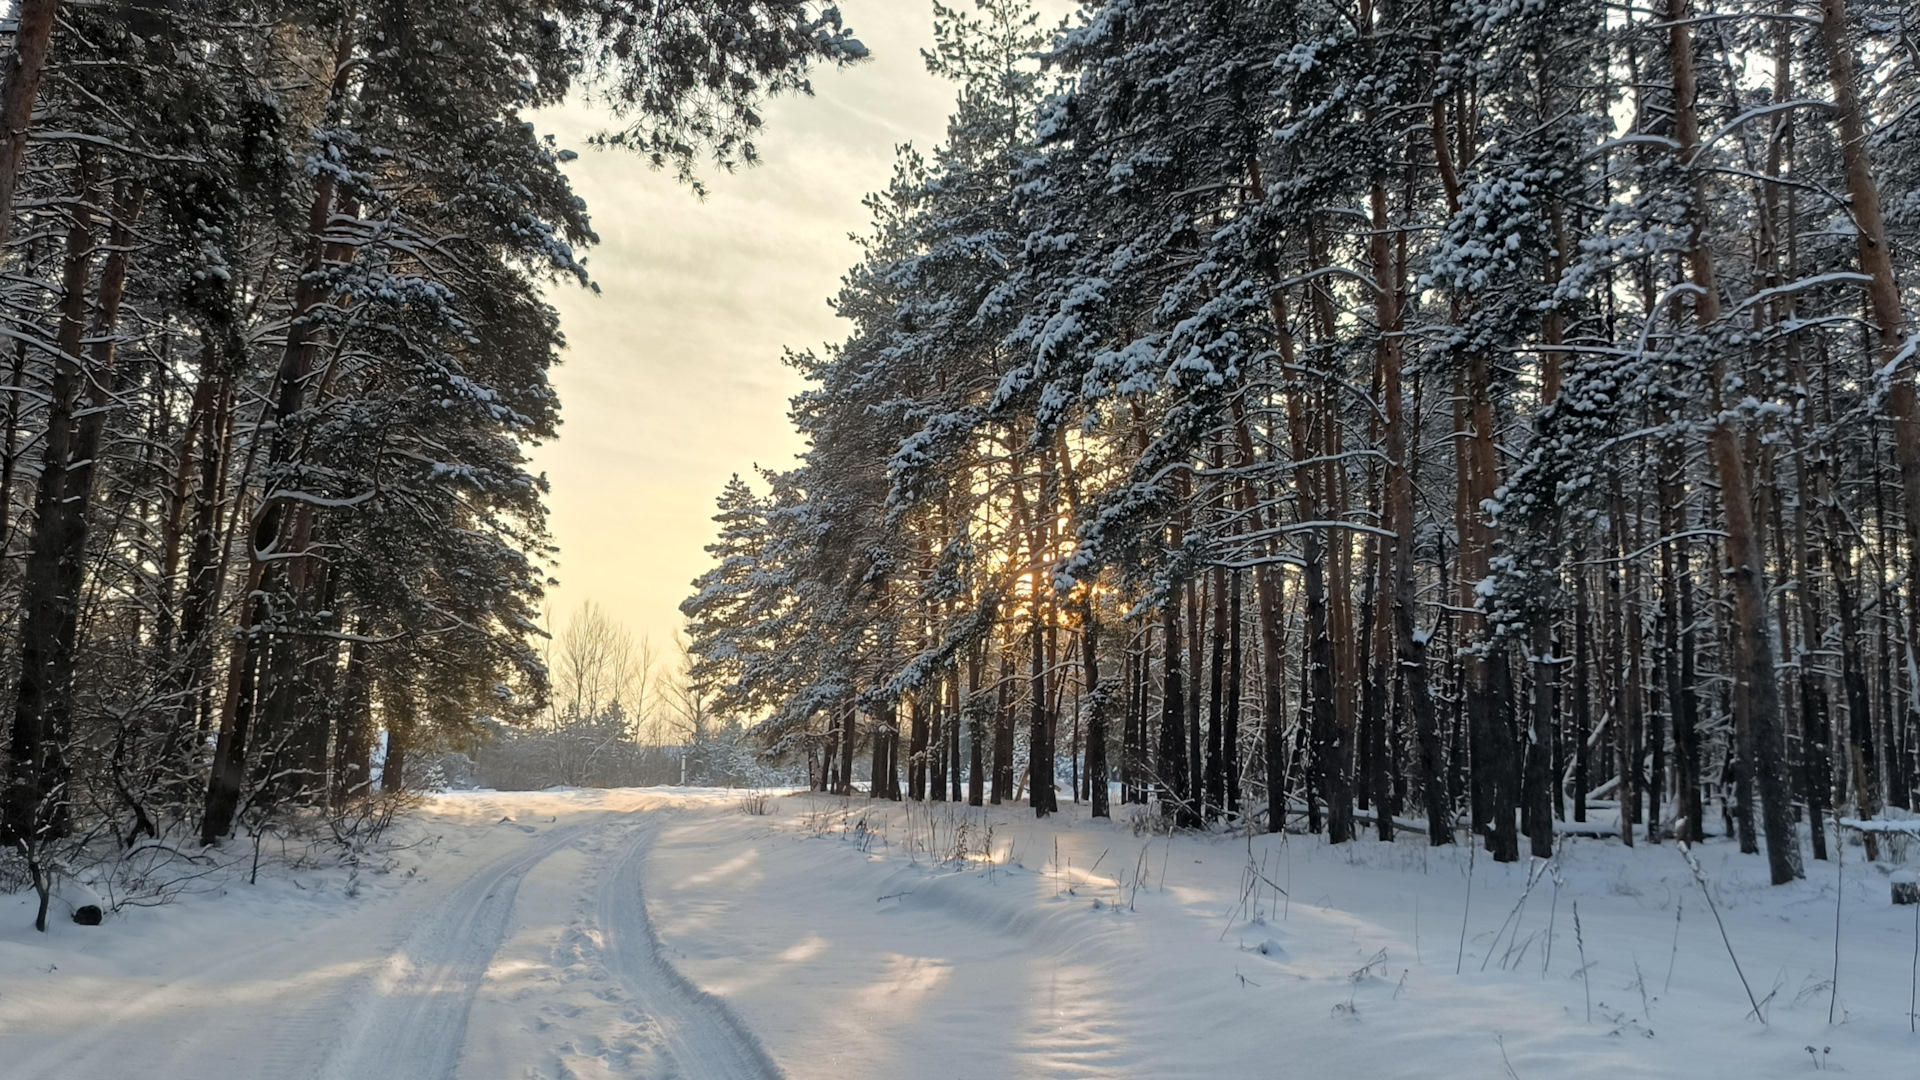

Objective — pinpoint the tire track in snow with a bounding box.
[595,823,786,1080]
[2,828,497,1080]
[313,819,599,1080]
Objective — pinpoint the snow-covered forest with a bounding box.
[13,0,1920,1076]
[685,0,1920,887]
[0,0,861,926]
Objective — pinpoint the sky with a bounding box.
[526,2,985,667]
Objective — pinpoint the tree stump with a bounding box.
[1892,871,1919,906]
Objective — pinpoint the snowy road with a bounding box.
[318,819,604,1080]
[0,792,783,1080]
[9,788,1920,1079]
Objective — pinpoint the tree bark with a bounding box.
[1668,0,1801,882]
[1207,560,1228,819]
[1083,603,1109,819]
[0,0,61,254]
[836,699,855,796]
[4,161,121,850]
[909,688,927,800]
[1818,0,1920,673]
[201,28,361,843]
[1225,570,1244,820]
[331,635,374,806]
[967,644,984,806]
[1030,607,1054,817]
[1359,183,1446,846]
[1159,590,1189,823]
[992,643,1012,804]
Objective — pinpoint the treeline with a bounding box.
[472,603,780,790]
[0,0,861,921]
[685,0,1920,884]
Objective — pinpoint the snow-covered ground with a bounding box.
[4,788,1918,1078]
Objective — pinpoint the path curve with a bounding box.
[4,800,792,1080]
[596,822,787,1080]
[315,820,598,1080]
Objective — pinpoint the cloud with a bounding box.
[528,0,958,657]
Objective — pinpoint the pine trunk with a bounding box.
[1160,592,1189,823]
[0,0,60,252]
[3,160,101,849]
[1669,0,1802,882]
[1084,605,1110,819]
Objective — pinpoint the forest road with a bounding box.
[314,818,602,1080]
[320,812,784,1080]
[3,800,783,1080]
[593,825,787,1080]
